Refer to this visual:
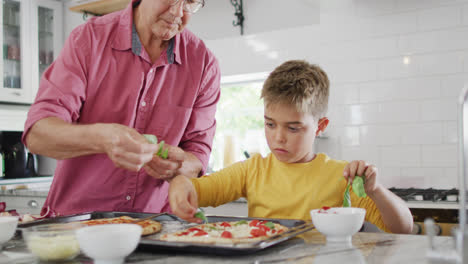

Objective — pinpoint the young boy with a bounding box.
[169,60,413,234]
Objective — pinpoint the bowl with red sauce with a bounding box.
[310,207,365,243]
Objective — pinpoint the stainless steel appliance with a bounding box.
[389,188,458,236]
[0,131,37,179]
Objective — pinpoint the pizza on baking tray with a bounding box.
[160,219,288,244]
[80,216,162,236]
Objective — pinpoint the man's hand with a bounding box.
[144,144,185,180]
[169,175,201,223]
[343,160,379,195]
[100,124,158,171]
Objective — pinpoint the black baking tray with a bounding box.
[17,211,315,255]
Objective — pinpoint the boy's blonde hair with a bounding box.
[261,60,329,118]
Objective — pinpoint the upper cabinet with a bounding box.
[0,0,62,104]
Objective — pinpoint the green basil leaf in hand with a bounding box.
[194,210,208,223]
[352,176,367,198]
[157,141,165,157]
[162,148,169,159]
[343,183,351,207]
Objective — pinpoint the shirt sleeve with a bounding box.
[22,24,89,145]
[179,50,221,175]
[352,193,391,233]
[191,160,248,207]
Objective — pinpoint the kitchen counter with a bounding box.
[1,230,457,263]
[0,189,49,197]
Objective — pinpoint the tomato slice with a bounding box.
[250,228,267,237]
[221,231,233,238]
[193,230,208,236]
[188,227,203,232]
[249,219,260,227]
[259,225,271,232]
[220,222,231,227]
[176,231,190,236]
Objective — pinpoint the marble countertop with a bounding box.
[1,230,458,263]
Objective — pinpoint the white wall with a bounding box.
[63,0,90,37]
[59,0,468,189]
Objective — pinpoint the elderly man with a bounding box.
[23,0,220,216]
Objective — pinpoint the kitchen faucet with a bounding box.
[424,86,468,264]
[456,84,468,264]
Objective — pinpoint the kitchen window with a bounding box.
[208,78,270,172]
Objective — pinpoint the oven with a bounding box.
[389,188,459,236]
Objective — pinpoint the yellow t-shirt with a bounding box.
[191,153,389,232]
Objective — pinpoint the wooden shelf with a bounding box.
[69,0,130,16]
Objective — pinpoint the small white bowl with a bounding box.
[0,216,18,250]
[310,207,366,243]
[76,224,142,264]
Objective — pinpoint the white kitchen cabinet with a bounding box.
[0,0,63,104]
[1,195,46,214]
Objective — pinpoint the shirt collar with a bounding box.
[111,0,181,65]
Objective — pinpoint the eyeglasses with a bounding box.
[169,0,205,14]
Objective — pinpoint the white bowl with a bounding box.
[310,207,366,243]
[76,224,142,264]
[0,216,18,250]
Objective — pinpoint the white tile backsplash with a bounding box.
[341,146,380,165]
[359,78,441,103]
[381,146,421,167]
[368,12,419,37]
[421,144,458,167]
[417,52,464,76]
[441,74,468,98]
[443,121,458,144]
[359,125,400,146]
[418,6,462,31]
[400,123,443,145]
[377,57,419,80]
[421,99,457,121]
[399,28,468,54]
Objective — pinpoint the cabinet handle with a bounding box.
[28,200,38,208]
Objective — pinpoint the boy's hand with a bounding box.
[168,175,202,223]
[343,160,379,195]
[144,144,185,181]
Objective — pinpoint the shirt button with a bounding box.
[126,195,131,201]
[149,68,154,73]
[141,101,146,107]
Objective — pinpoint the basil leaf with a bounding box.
[194,211,208,223]
[234,220,248,226]
[157,141,165,157]
[264,221,275,229]
[343,182,351,207]
[352,176,367,198]
[162,148,169,159]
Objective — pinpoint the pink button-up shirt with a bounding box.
[23,0,220,216]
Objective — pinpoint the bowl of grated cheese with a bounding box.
[22,223,84,261]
